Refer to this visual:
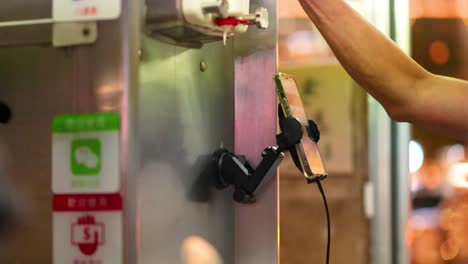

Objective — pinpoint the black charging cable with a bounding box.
[316,180,330,264]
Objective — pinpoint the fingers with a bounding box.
[181,236,223,264]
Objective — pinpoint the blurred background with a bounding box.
[278,0,468,263]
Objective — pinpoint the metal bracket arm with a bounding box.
[213,117,306,204]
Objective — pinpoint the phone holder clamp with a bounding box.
[212,116,322,204]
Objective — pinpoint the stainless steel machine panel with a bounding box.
[0,20,125,263]
[0,0,51,21]
[0,0,278,263]
[137,37,235,263]
[0,0,52,46]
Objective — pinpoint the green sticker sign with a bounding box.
[53,112,120,133]
[52,112,120,194]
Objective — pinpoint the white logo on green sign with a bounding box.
[71,138,102,175]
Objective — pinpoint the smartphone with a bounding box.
[274,73,327,182]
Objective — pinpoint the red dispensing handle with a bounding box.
[215,17,249,27]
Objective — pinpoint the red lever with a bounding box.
[215,17,249,27]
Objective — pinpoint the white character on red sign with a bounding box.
[71,215,105,256]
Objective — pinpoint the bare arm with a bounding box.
[299,0,468,139]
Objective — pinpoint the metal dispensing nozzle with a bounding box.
[244,7,269,29]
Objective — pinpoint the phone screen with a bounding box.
[274,73,327,180]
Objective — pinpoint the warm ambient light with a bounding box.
[448,162,468,188]
[409,140,424,173]
[410,0,468,18]
[446,144,465,164]
[278,0,365,19]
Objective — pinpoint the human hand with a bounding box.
[181,236,223,264]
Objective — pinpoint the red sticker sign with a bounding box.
[53,194,123,264]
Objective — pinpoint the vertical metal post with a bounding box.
[367,1,411,263]
[365,1,393,264]
[121,0,141,263]
[368,100,393,264]
[391,1,411,263]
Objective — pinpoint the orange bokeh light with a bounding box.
[429,40,450,65]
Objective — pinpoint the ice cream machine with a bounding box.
[146,0,269,47]
[0,0,280,263]
[0,0,333,261]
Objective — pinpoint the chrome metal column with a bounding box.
[391,1,411,263]
[365,1,393,264]
[366,1,411,263]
